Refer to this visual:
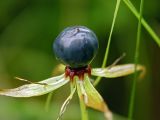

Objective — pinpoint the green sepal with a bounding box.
[76,75,112,120]
[0,74,68,97]
[92,64,145,78]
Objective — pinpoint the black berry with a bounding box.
[53,26,98,68]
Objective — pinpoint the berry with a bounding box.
[53,26,98,68]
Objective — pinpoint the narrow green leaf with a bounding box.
[0,74,68,97]
[92,64,145,79]
[94,0,121,86]
[128,0,144,119]
[123,0,160,47]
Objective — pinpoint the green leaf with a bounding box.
[83,75,112,120]
[92,64,145,78]
[0,74,68,97]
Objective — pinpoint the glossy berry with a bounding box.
[53,26,98,68]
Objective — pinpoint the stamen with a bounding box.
[14,77,48,86]
[108,53,126,69]
[57,87,76,120]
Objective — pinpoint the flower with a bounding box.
[0,26,145,120]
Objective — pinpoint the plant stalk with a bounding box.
[45,92,53,112]
[123,0,160,47]
[128,0,144,119]
[94,0,121,86]
[79,98,88,120]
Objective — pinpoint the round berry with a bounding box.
[53,26,98,68]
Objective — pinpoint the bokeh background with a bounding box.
[0,0,159,120]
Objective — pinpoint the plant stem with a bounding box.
[123,0,160,47]
[94,0,121,86]
[79,98,88,120]
[128,0,144,119]
[45,92,53,112]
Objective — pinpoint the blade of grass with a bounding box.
[123,0,160,47]
[128,0,144,119]
[94,0,121,86]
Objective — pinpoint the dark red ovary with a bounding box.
[65,65,91,81]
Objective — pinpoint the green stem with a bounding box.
[79,98,88,120]
[45,92,53,112]
[123,0,160,47]
[128,0,144,119]
[94,0,121,86]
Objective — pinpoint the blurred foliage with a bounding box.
[0,0,159,120]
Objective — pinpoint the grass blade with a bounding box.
[94,0,121,86]
[123,0,160,47]
[128,0,144,119]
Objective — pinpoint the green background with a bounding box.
[0,0,159,120]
